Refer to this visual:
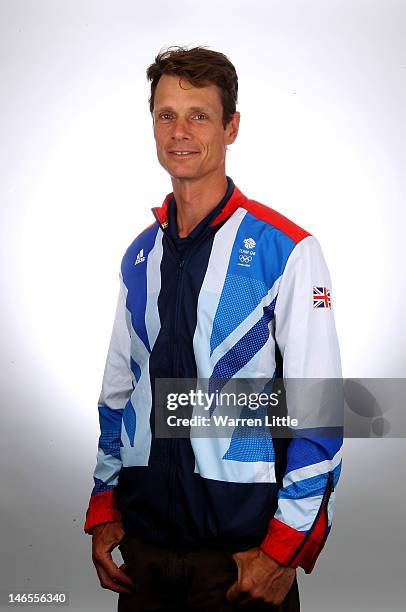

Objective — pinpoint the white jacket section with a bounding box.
[274,235,342,380]
[98,272,135,409]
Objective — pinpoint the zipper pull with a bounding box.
[177,259,184,275]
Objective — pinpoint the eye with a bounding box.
[193,113,207,120]
[159,113,173,120]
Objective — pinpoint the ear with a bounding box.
[225,112,240,145]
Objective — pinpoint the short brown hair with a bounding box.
[146,45,238,129]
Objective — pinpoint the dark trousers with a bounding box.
[118,535,300,612]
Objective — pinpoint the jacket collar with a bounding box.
[151,178,249,232]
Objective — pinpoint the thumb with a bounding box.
[226,579,241,603]
[232,553,242,581]
[227,555,244,603]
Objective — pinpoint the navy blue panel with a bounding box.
[168,176,235,258]
[115,453,280,551]
[98,405,124,431]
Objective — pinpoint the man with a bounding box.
[84,46,342,611]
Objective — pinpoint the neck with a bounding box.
[171,170,228,238]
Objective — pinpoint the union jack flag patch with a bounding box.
[313,286,331,308]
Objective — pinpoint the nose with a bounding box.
[171,116,192,140]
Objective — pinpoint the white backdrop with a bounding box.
[1,1,405,611]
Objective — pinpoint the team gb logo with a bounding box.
[243,238,256,249]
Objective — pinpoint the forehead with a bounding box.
[154,74,222,112]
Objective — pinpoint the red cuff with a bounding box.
[260,515,329,574]
[84,489,122,534]
[260,518,305,566]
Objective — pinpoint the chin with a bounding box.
[168,168,200,180]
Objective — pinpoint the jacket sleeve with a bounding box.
[260,235,343,573]
[84,271,135,534]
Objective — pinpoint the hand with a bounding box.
[226,547,296,607]
[91,521,135,594]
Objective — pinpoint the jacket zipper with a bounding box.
[286,470,335,566]
[164,224,214,378]
[168,250,184,542]
[157,219,215,540]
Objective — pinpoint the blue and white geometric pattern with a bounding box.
[222,405,275,463]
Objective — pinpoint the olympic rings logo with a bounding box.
[239,255,252,263]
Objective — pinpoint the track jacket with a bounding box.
[84,176,343,574]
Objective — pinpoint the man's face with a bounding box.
[152,74,240,181]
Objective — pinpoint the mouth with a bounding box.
[168,150,200,157]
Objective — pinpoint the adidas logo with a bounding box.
[134,249,146,266]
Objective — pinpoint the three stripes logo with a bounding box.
[134,249,146,266]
